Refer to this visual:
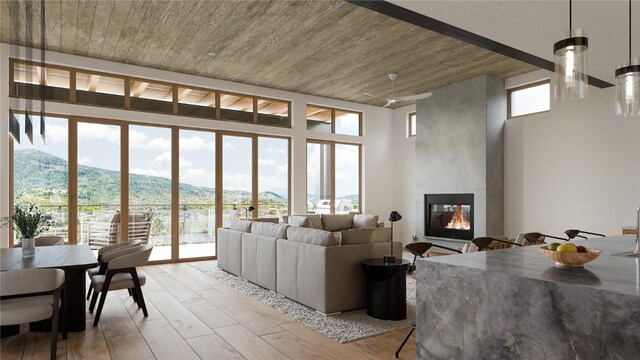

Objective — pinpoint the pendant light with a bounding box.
[554,0,589,101]
[40,111,46,144]
[25,110,33,144]
[615,0,640,117]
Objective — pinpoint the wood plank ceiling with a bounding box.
[0,0,538,108]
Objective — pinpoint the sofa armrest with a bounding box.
[377,222,385,228]
[217,228,243,276]
[280,241,402,314]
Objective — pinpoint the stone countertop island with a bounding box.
[416,235,640,360]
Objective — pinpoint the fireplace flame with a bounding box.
[446,205,471,230]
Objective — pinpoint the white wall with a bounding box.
[505,70,640,238]
[0,43,396,247]
[391,104,416,245]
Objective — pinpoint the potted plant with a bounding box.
[4,204,54,258]
[411,234,419,243]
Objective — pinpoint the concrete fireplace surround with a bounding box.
[415,75,505,245]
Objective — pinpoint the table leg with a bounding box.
[30,268,87,333]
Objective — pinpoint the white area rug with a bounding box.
[190,262,415,343]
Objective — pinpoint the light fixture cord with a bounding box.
[569,0,572,30]
[629,0,632,59]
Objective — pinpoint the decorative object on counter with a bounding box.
[386,211,402,264]
[244,205,255,220]
[553,0,589,101]
[2,204,54,259]
[564,229,605,239]
[539,245,601,268]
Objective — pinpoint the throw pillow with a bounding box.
[287,215,312,228]
[321,214,354,231]
[353,214,379,228]
[286,226,339,247]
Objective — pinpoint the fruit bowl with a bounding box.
[539,246,601,268]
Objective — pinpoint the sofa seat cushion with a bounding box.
[353,214,379,229]
[250,222,288,239]
[229,220,252,232]
[341,228,392,245]
[287,226,339,247]
[321,214,354,231]
[287,216,312,228]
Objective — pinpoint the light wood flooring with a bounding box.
[0,261,416,359]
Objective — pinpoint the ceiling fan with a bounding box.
[363,73,432,108]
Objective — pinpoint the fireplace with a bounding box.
[425,194,474,240]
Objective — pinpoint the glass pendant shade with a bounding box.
[615,58,640,117]
[553,28,589,101]
[9,110,20,144]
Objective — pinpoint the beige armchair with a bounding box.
[86,240,143,300]
[88,211,154,248]
[89,244,153,326]
[0,269,66,360]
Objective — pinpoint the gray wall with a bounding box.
[415,75,505,238]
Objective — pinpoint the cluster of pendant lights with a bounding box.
[554,0,639,116]
[8,109,45,145]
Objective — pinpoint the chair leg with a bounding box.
[61,289,68,340]
[50,291,60,360]
[93,290,109,327]
[395,321,416,359]
[134,284,148,317]
[86,286,92,300]
[89,292,99,312]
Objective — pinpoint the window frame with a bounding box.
[8,109,291,264]
[9,59,292,129]
[507,79,551,119]
[306,139,362,214]
[306,104,362,136]
[407,112,416,137]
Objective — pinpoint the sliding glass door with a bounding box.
[222,135,253,227]
[129,125,172,261]
[179,129,216,259]
[76,121,121,246]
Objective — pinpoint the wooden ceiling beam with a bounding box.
[196,92,216,107]
[88,74,100,92]
[130,81,149,98]
[177,88,192,101]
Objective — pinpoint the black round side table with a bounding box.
[361,258,410,320]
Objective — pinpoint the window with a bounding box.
[12,61,70,101]
[222,135,253,227]
[258,137,289,220]
[307,140,361,214]
[257,98,290,127]
[307,105,361,136]
[12,114,69,243]
[220,92,254,123]
[508,80,551,118]
[177,87,216,119]
[130,80,174,113]
[76,72,125,107]
[407,112,416,137]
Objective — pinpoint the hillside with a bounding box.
[14,149,286,206]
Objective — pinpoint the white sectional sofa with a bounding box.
[217,214,401,314]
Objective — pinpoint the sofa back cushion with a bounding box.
[287,215,312,228]
[353,214,379,229]
[250,222,288,239]
[229,220,252,232]
[306,215,323,230]
[341,227,391,245]
[287,226,339,247]
[321,214,354,231]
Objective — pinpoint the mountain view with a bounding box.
[13,149,286,207]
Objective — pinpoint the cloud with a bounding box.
[129,129,148,147]
[180,135,215,151]
[258,174,286,191]
[335,146,359,167]
[77,123,119,143]
[78,156,92,166]
[151,152,171,167]
[46,124,68,144]
[146,137,171,151]
[259,158,277,167]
